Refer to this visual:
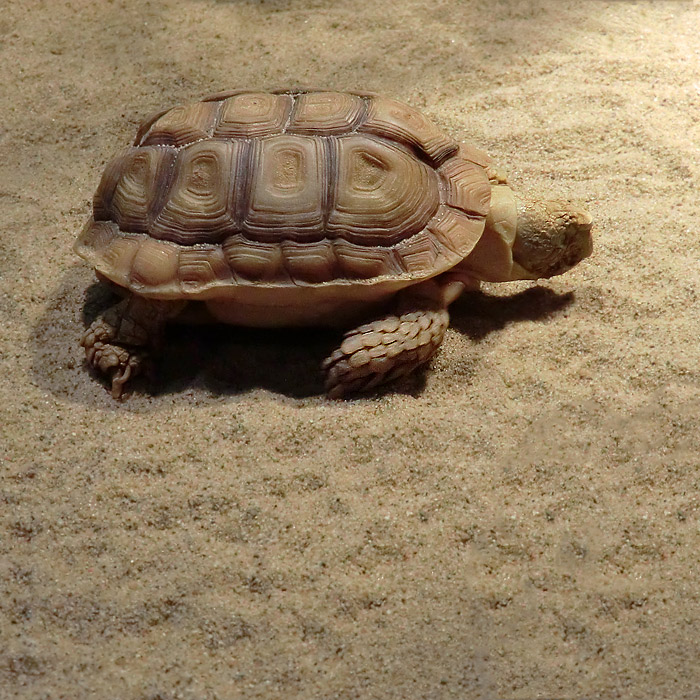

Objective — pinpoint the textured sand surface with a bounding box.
[2,1,700,698]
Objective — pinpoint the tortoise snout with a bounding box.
[569,208,594,260]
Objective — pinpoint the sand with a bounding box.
[2,0,700,697]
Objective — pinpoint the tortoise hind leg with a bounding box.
[322,302,450,399]
[81,295,183,398]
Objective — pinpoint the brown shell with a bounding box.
[76,89,491,299]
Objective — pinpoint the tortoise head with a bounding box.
[510,196,593,280]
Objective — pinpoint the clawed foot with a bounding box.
[79,295,178,399]
[81,318,148,399]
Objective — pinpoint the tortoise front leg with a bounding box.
[322,305,450,398]
[81,295,183,398]
[322,278,467,398]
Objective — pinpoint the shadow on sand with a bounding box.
[31,265,576,406]
[450,285,575,341]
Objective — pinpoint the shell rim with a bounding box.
[77,89,491,298]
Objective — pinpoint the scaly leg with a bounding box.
[322,277,469,398]
[81,295,183,398]
[322,302,450,399]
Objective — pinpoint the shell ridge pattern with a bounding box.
[242,132,326,242]
[147,145,179,226]
[280,93,298,133]
[92,90,487,291]
[349,97,370,134]
[322,135,338,230]
[270,242,297,287]
[206,99,223,139]
[149,139,238,244]
[234,138,256,228]
[390,245,408,274]
[445,202,487,221]
[326,131,441,245]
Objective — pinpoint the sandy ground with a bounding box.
[2,0,700,698]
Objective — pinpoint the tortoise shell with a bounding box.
[75,89,492,299]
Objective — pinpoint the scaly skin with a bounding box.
[323,308,450,398]
[321,280,463,398]
[81,296,183,398]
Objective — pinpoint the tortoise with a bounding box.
[74,88,593,398]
